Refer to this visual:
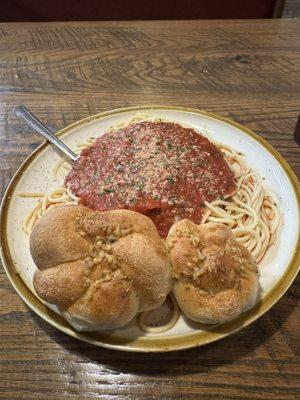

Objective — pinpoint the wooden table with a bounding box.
[0,19,299,400]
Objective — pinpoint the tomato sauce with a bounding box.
[66,121,236,237]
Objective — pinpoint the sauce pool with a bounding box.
[66,121,236,237]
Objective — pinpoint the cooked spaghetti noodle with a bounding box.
[201,145,280,263]
[138,294,179,333]
[20,186,79,234]
[19,138,95,234]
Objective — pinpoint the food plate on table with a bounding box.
[1,105,299,352]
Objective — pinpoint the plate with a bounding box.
[1,106,299,352]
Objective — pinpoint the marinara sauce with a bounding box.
[66,121,236,237]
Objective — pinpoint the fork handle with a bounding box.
[15,105,78,162]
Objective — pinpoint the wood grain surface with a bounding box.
[0,19,299,400]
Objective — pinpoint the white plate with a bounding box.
[1,106,299,352]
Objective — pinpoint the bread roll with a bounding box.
[166,220,259,324]
[31,205,172,331]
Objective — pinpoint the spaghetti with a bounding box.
[19,137,94,234]
[138,294,179,334]
[20,186,78,235]
[21,140,280,263]
[201,145,280,263]
[19,122,281,335]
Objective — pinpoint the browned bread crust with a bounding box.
[166,220,259,324]
[31,205,172,331]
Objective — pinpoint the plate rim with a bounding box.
[1,105,299,352]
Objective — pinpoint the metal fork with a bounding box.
[15,105,78,162]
